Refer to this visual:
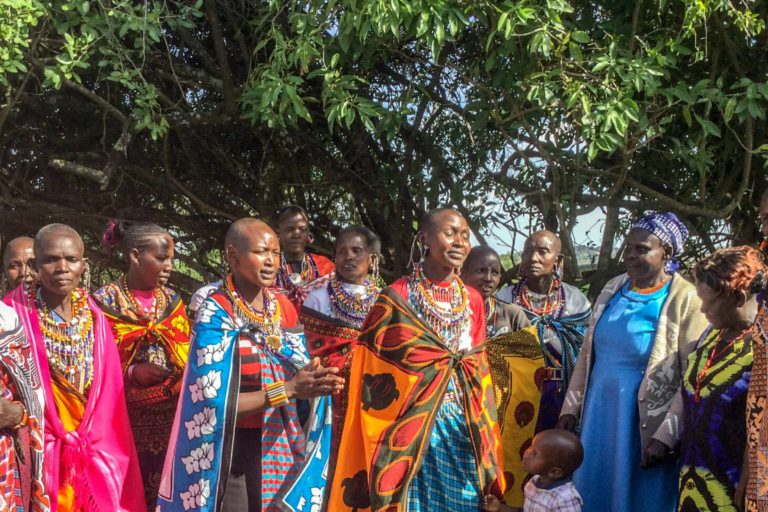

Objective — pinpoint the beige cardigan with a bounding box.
[560,273,708,451]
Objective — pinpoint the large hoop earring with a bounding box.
[370,255,380,285]
[82,261,91,290]
[420,243,429,262]
[408,234,419,269]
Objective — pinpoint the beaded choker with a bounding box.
[224,274,281,336]
[513,277,565,318]
[276,250,320,289]
[407,263,470,347]
[119,274,167,319]
[32,284,95,394]
[328,276,378,328]
[629,278,670,295]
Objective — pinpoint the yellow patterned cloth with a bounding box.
[486,326,543,507]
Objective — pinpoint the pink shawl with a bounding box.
[6,287,145,512]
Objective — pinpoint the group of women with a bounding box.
[0,194,767,512]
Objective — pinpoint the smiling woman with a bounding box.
[329,208,506,512]
[5,223,145,512]
[92,220,191,509]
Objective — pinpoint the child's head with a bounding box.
[522,429,583,483]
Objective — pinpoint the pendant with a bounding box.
[265,335,282,351]
[289,273,303,285]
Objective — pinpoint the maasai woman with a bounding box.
[462,246,536,507]
[741,188,768,512]
[677,246,762,512]
[157,218,343,512]
[6,223,144,512]
[93,221,190,509]
[559,212,708,512]
[0,232,48,512]
[273,205,335,309]
[497,230,591,434]
[301,225,381,488]
[328,208,505,511]
[2,236,36,296]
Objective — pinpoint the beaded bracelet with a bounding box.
[11,401,28,430]
[266,381,289,408]
[127,364,137,384]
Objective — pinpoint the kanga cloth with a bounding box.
[300,305,360,494]
[746,299,768,512]
[486,326,543,506]
[326,286,506,511]
[678,326,752,512]
[523,476,583,512]
[6,287,145,512]
[0,302,48,512]
[157,289,330,512]
[93,283,191,510]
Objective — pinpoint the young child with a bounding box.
[484,429,584,512]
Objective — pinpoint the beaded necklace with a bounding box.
[32,284,95,394]
[328,275,378,328]
[277,249,320,288]
[629,277,670,295]
[513,277,565,318]
[119,274,167,319]
[485,297,497,337]
[694,327,750,403]
[407,263,470,347]
[224,274,281,338]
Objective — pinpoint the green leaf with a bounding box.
[571,31,589,43]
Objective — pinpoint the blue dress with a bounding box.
[574,280,678,512]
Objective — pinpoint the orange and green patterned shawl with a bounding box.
[94,286,190,402]
[327,286,506,511]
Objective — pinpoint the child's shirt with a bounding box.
[523,475,583,512]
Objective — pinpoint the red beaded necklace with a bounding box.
[694,327,750,403]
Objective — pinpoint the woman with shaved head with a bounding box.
[329,208,505,511]
[158,218,343,512]
[5,223,144,511]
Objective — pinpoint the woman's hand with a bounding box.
[285,358,344,400]
[556,414,577,432]
[640,439,672,469]
[0,397,24,429]
[130,363,172,387]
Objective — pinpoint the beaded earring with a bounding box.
[82,260,91,290]
[553,258,564,278]
[408,234,419,269]
[220,256,229,279]
[307,233,315,244]
[421,243,429,262]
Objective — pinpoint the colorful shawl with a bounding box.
[93,283,190,404]
[327,287,505,511]
[157,290,329,512]
[486,327,543,506]
[7,286,145,512]
[0,304,48,512]
[300,306,360,497]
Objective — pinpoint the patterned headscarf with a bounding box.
[632,212,689,274]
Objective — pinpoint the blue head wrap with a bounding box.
[632,212,689,274]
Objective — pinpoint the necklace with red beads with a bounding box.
[30,283,95,394]
[694,326,750,403]
[119,274,166,319]
[328,275,378,328]
[513,277,565,318]
[407,263,470,346]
